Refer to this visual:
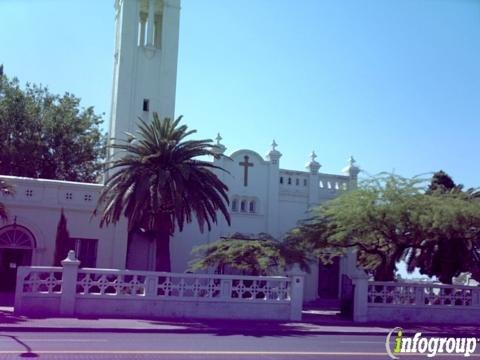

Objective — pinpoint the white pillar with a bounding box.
[14,266,29,314]
[220,279,232,299]
[353,277,368,322]
[345,249,369,322]
[265,141,282,237]
[342,156,360,190]
[306,151,321,208]
[60,250,80,316]
[145,274,157,297]
[287,264,305,321]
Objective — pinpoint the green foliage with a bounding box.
[288,172,480,283]
[53,209,72,266]
[288,173,429,281]
[95,114,231,272]
[407,172,480,283]
[426,170,458,194]
[0,178,14,221]
[190,233,310,275]
[0,73,106,182]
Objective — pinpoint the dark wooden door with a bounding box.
[317,257,340,298]
[0,249,32,292]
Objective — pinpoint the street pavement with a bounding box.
[0,331,403,359]
[2,307,480,359]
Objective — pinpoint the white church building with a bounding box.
[0,0,361,303]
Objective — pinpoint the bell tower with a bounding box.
[109,0,180,143]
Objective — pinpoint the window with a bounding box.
[304,179,307,186]
[65,192,73,200]
[73,238,98,268]
[249,201,255,213]
[288,177,292,185]
[0,225,35,249]
[138,11,147,46]
[280,177,283,184]
[84,194,92,202]
[240,200,246,212]
[295,178,299,186]
[154,13,163,48]
[143,99,150,112]
[232,199,238,212]
[25,189,33,197]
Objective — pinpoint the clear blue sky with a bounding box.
[1,0,479,187]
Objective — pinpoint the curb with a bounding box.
[0,325,392,336]
[1,325,477,337]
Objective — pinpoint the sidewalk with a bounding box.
[1,307,479,337]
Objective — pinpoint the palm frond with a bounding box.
[95,114,230,239]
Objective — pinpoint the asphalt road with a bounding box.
[0,331,477,359]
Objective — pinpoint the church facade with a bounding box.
[0,0,360,303]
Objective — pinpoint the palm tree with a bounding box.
[95,114,231,272]
[0,178,14,222]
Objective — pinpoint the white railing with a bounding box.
[76,268,291,302]
[353,278,480,324]
[318,174,349,192]
[15,251,304,321]
[367,281,480,307]
[17,266,63,296]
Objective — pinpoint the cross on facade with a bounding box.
[239,155,254,187]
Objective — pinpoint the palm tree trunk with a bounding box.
[154,226,171,272]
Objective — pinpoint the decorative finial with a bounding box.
[271,140,278,151]
[349,155,356,166]
[67,250,76,261]
[216,133,223,145]
[61,249,81,266]
[306,150,321,174]
[266,140,282,163]
[342,155,360,177]
[212,133,226,155]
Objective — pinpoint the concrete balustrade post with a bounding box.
[60,250,80,316]
[14,266,29,314]
[220,279,232,299]
[353,278,368,322]
[474,288,480,307]
[287,264,305,321]
[145,275,158,297]
[415,286,424,306]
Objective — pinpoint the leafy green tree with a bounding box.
[289,173,480,283]
[53,208,72,266]
[95,114,231,272]
[426,170,458,194]
[0,178,14,221]
[0,72,105,182]
[288,174,429,281]
[406,173,480,283]
[190,232,310,275]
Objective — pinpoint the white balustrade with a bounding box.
[352,278,480,324]
[367,281,480,307]
[16,266,63,295]
[75,268,290,302]
[14,252,301,320]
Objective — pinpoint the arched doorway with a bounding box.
[0,225,35,294]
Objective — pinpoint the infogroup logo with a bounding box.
[386,327,478,359]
